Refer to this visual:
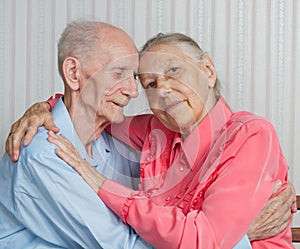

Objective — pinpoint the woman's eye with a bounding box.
[168,67,179,74]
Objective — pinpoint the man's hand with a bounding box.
[5,102,59,162]
[247,181,297,241]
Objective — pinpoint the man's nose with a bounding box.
[122,75,138,98]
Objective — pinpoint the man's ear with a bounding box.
[202,55,217,88]
[63,57,81,91]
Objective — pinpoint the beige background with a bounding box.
[0,0,299,246]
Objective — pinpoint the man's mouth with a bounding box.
[165,100,184,112]
[112,99,128,107]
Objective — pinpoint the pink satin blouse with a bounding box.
[101,98,293,249]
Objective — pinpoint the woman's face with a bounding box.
[139,44,217,135]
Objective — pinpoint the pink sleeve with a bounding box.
[46,93,63,111]
[99,120,291,249]
[106,114,153,151]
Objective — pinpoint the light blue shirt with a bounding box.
[0,98,151,249]
[0,98,251,249]
[233,236,252,249]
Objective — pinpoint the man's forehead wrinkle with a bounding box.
[107,55,139,71]
[89,56,138,73]
[99,36,137,62]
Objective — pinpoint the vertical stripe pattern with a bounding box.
[0,2,299,232]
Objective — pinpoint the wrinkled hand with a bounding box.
[5,102,59,162]
[48,131,106,193]
[247,181,296,241]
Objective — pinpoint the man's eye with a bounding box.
[114,72,124,78]
[147,82,156,88]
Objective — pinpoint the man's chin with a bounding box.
[111,114,125,124]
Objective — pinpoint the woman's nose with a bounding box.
[157,78,172,97]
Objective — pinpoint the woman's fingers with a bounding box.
[48,131,72,154]
[55,147,81,169]
[48,131,82,167]
[47,130,107,193]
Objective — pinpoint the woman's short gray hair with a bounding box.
[140,33,221,97]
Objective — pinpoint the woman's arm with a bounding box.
[50,119,295,248]
[107,114,154,151]
[6,95,61,161]
[6,94,153,158]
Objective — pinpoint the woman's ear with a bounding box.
[202,55,217,88]
[62,57,81,91]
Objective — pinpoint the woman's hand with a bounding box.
[6,102,59,162]
[48,131,107,194]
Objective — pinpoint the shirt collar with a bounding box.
[172,97,233,170]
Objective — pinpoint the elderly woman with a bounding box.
[45,33,294,248]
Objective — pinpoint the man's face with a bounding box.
[74,38,138,142]
[80,53,139,123]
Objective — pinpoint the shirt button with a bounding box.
[179,166,184,172]
[166,197,171,201]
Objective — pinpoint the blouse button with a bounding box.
[179,166,184,172]
[192,197,199,205]
[166,196,171,201]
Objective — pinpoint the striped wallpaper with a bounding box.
[0,0,299,240]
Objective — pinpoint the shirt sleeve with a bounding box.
[12,152,153,249]
[99,119,291,249]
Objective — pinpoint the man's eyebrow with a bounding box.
[112,66,126,70]
[113,65,138,72]
[111,66,134,72]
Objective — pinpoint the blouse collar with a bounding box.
[172,97,233,170]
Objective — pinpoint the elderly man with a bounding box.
[1,21,296,248]
[0,20,151,249]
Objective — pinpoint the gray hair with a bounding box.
[57,20,102,78]
[140,33,221,97]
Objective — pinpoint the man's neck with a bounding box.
[63,95,107,157]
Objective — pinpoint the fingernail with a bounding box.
[275,180,282,188]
